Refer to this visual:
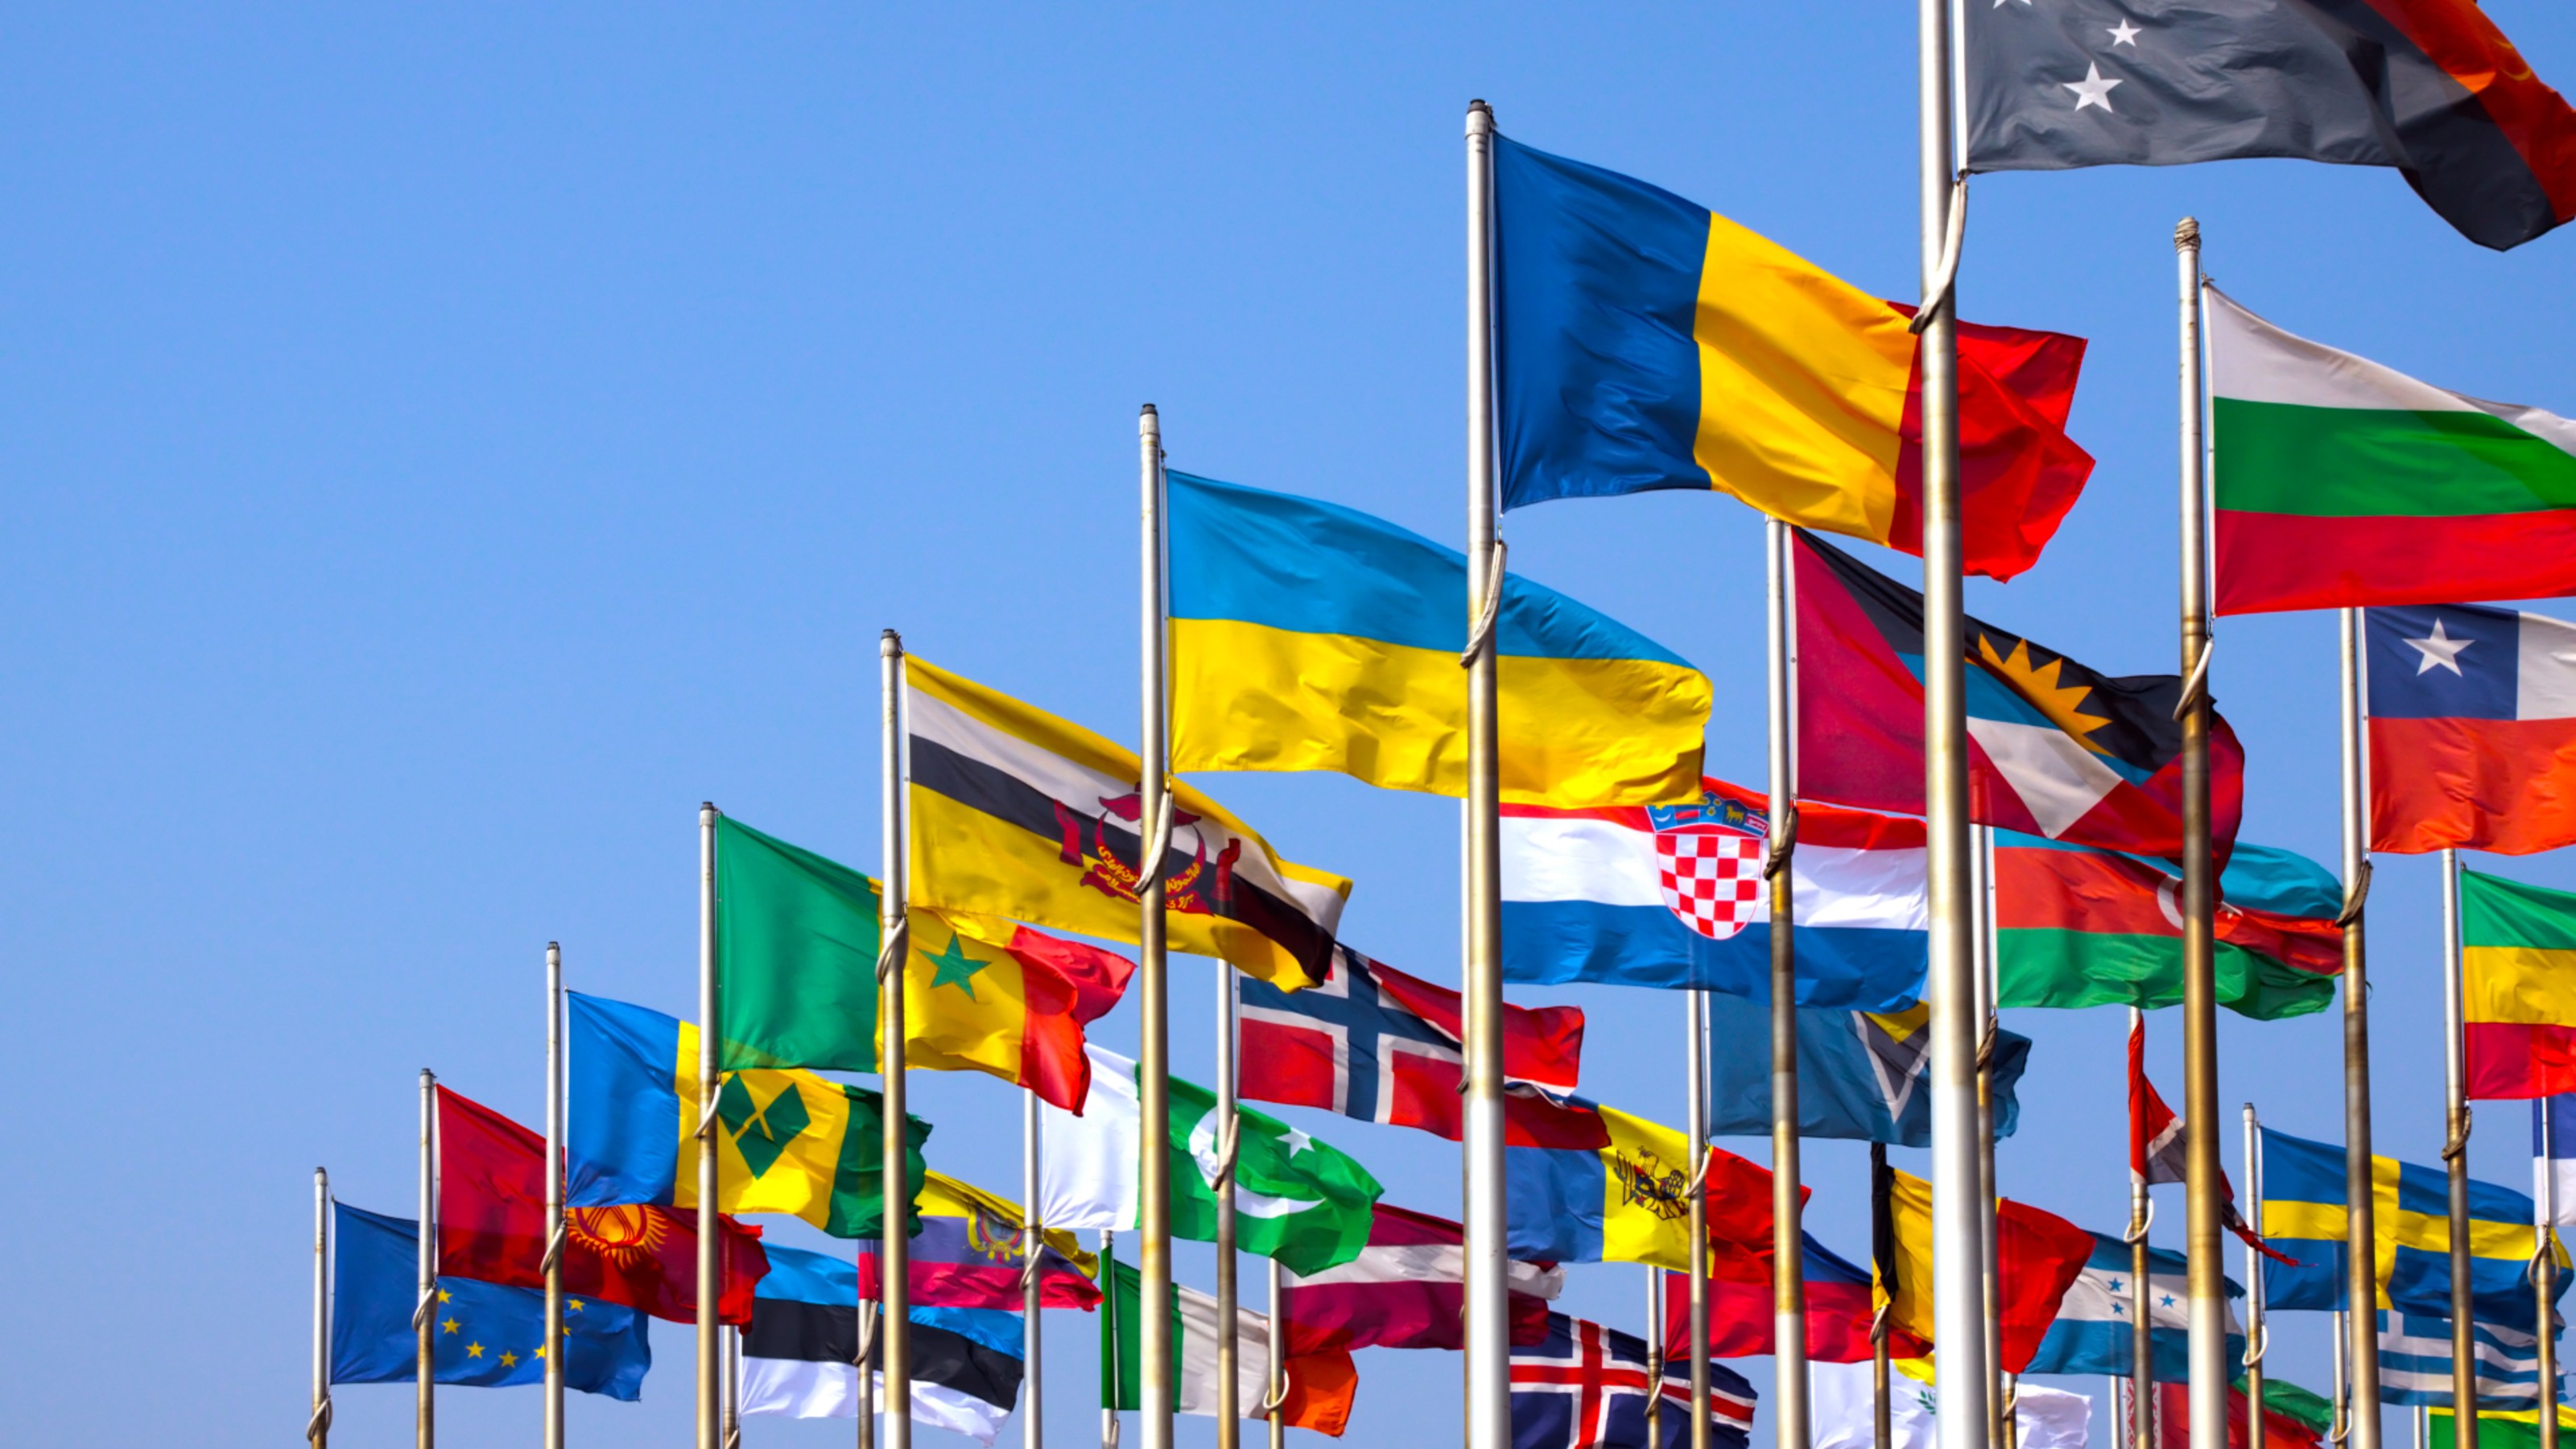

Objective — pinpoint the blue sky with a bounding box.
[7,5,2576,1446]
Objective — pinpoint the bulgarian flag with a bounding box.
[2211,284,2576,616]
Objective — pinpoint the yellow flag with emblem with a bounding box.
[672,1020,931,1238]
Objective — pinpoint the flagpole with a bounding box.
[314,1164,332,1449]
[2441,847,2479,1448]
[1871,1141,1893,1449]
[2541,1100,2559,1449]
[1102,1229,1120,1449]
[880,633,914,1449]
[1917,0,1985,1446]
[545,941,566,1449]
[1025,1088,1045,1449]
[1688,986,1712,1449]
[1649,1266,1666,1449]
[1268,1257,1286,1449]
[857,1297,877,1449]
[1976,824,2005,1449]
[725,1325,742,1449]
[418,1067,436,1449]
[2341,605,2384,1449]
[1216,965,1241,1445]
[2333,1310,2350,1448]
[2246,1103,2268,1449]
[2130,1007,2153,1449]
[1137,402,1177,1449]
[1461,95,1513,1449]
[1766,514,1812,1449]
[700,799,723,1449]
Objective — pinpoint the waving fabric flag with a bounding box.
[2130,1019,2287,1264]
[712,815,884,1073]
[1166,471,1709,807]
[741,1245,1025,1443]
[2536,1096,2576,1228]
[1239,945,1601,1147]
[1704,993,2032,1147]
[1282,1203,1563,1353]
[1796,530,2244,861]
[1662,1233,1922,1364]
[903,908,1134,1111]
[1994,832,2343,1019]
[1505,1103,1725,1270]
[852,1170,1100,1311]
[1100,1254,1356,1435]
[2380,1310,2551,1408]
[2020,1231,2244,1381]
[2435,1406,2576,1449]
[2367,605,2576,857]
[1510,1315,1754,1449]
[1501,777,1926,1010]
[1492,134,2092,581]
[2462,869,2576,1099]
[1878,1166,2094,1371]
[2215,291,2576,614]
[330,1202,650,1401]
[906,654,1350,989]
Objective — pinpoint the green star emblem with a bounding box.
[919,933,991,1002]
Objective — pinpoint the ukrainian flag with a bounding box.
[2256,1126,2566,1331]
[1167,472,1709,808]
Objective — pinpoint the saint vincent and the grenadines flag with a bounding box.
[1796,530,2244,862]
[2461,869,2576,1100]
[906,654,1349,989]
[1167,471,1709,807]
[1492,134,2094,582]
[566,993,930,1241]
[2211,286,2576,616]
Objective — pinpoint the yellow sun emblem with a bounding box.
[1975,634,2113,756]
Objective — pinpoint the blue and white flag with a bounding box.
[2021,1231,2242,1381]
[2535,1096,2576,1229]
[2378,1310,2551,1408]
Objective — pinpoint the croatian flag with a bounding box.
[1502,777,1926,1009]
[1510,1314,1753,1449]
[2368,603,2576,856]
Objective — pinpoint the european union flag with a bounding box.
[330,1202,650,1401]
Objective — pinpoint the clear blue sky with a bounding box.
[8,6,2576,1446]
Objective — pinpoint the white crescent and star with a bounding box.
[1187,1109,1323,1220]
[2405,619,2476,675]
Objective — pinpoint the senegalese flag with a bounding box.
[2211,284,2576,616]
[906,908,1135,1112]
[906,654,1351,989]
[2462,869,2576,1100]
[715,815,884,1074]
[565,992,930,1238]
[1993,831,2343,1019]
[1166,470,1708,807]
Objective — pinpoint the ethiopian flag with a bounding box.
[904,909,1134,1113]
[1993,832,2344,1019]
[2211,284,2576,616]
[2462,869,2576,1100]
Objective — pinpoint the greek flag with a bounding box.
[2377,1310,2551,1409]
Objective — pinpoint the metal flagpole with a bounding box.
[2333,1310,2351,1448]
[726,1325,743,1449]
[2131,1008,2154,1449]
[880,633,914,1449]
[1976,826,2005,1449]
[1137,403,1177,1449]
[1462,96,1512,1449]
[2441,847,2479,1449]
[1101,1229,1120,1449]
[314,1165,333,1449]
[1688,988,1712,1449]
[1025,1089,1044,1449]
[1917,0,1985,1446]
[1766,515,1812,1449]
[700,800,723,1449]
[546,942,567,1449]
[1216,968,1241,1445]
[2246,1104,2268,1449]
[2341,606,2384,1449]
[1872,1141,1893,1449]
[418,1068,436,1449]
[1648,1266,1667,1449]
[1268,1257,1286,1449]
[2541,1101,2560,1449]
[857,1297,877,1449]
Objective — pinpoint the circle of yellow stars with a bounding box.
[434,1284,588,1369]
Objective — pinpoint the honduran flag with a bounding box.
[2368,604,2576,857]
[1501,776,1925,1010]
[2019,1231,2244,1382]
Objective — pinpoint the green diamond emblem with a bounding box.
[716,1073,811,1179]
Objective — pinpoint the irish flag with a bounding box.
[2211,284,2576,616]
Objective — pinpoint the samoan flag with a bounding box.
[1511,1314,1753,1449]
[1502,776,1926,1010]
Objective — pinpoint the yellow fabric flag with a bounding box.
[902,907,1133,1113]
[671,1019,925,1237]
[1600,1104,1703,1273]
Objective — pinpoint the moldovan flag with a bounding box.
[1505,1102,1714,1271]
[2462,869,2576,1099]
[903,908,1134,1111]
[2366,603,2576,857]
[1876,1166,2093,1372]
[564,992,931,1239]
[906,654,1349,989]
[1100,1253,1356,1435]
[2212,287,2576,615]
[436,1084,769,1326]
[1167,471,1709,807]
[1492,135,2092,581]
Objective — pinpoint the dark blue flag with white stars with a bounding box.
[329,1201,650,1401]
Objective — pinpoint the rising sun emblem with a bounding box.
[1976,634,2113,753]
[567,1205,671,1268]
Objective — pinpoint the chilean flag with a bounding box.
[2368,602,2576,856]
[1238,947,1606,1148]
[1501,776,1926,1010]
[1283,1203,1563,1352]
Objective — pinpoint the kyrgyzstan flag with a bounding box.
[437,1085,768,1326]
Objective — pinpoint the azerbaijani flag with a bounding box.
[1168,471,1708,807]
[1992,832,2343,1019]
[1492,134,2093,581]
[2211,285,2576,616]
[2366,603,2576,857]
[2462,868,2576,1100]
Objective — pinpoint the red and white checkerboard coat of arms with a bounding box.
[1646,793,1768,942]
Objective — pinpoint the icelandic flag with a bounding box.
[2021,1231,2243,1381]
[1501,776,1926,1010]
[2537,1095,2576,1228]
[2368,603,2576,856]
[1511,1314,1753,1449]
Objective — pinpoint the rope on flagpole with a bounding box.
[2444,1104,2472,1162]
[1459,539,1509,668]
[412,1286,437,1333]
[2122,1201,2156,1244]
[2336,863,2373,928]
[307,1399,334,1442]
[874,916,911,985]
[1906,175,1970,336]
[540,1220,569,1277]
[2172,638,2215,722]
[1763,803,1799,881]
[1134,788,1179,892]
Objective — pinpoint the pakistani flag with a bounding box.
[1037,1044,1381,1276]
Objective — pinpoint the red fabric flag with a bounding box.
[2158,1382,2328,1449]
[985,919,1135,1113]
[1664,1236,1930,1364]
[1994,1195,2097,1373]
[1888,308,2096,580]
[1283,1203,1560,1353]
[2130,1022,2300,1267]
[436,1085,767,1326]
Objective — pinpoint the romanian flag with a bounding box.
[564,993,930,1240]
[1992,832,2343,1019]
[852,1170,1100,1311]
[905,909,1134,1112]
[1166,471,1709,807]
[1875,1166,2093,1373]
[906,654,1350,989]
[1492,135,2092,582]
[2462,868,2576,1100]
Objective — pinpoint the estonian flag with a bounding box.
[740,1244,1024,1444]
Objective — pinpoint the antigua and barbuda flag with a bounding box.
[1509,1313,1754,1449]
[1501,775,1926,1010]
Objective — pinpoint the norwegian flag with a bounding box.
[2131,1017,2297,1265]
[1510,1314,1752,1449]
[1240,947,1604,1148]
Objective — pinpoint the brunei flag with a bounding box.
[906,654,1350,989]
[1795,530,2245,861]
[905,908,1134,1112]
[564,993,931,1240]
